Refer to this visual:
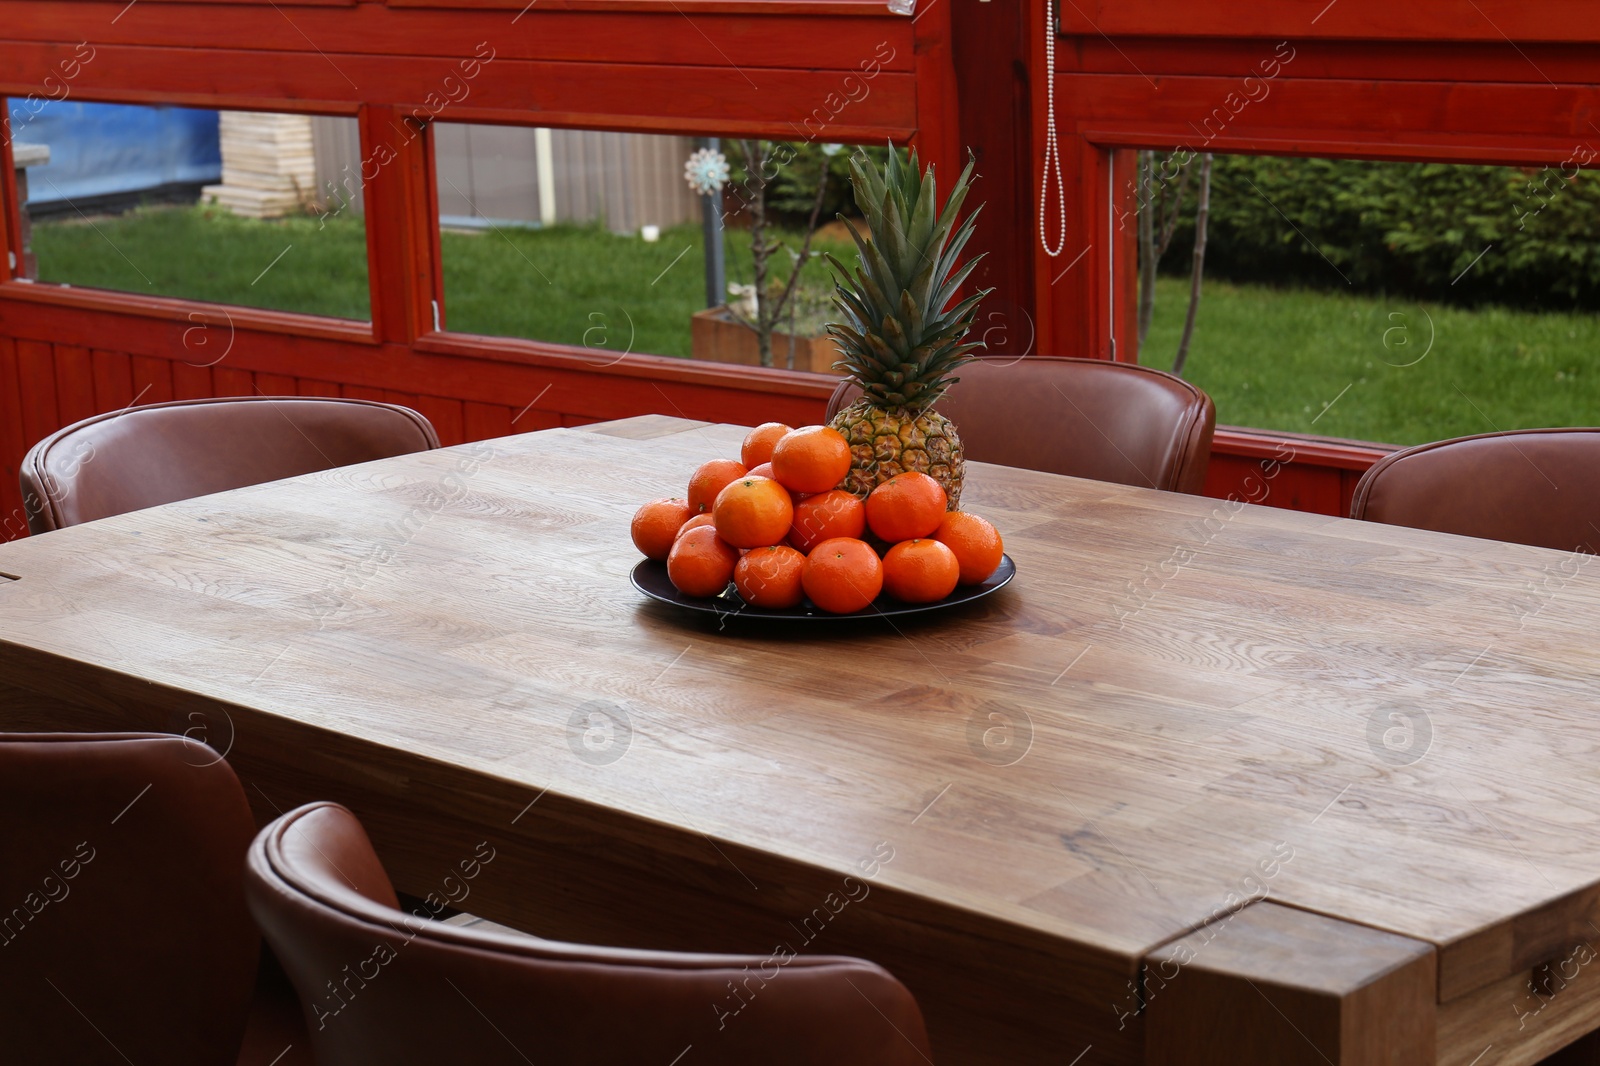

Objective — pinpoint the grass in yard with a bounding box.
[438,220,857,359]
[31,203,371,320]
[1140,275,1600,446]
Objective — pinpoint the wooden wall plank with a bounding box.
[341,384,386,401]
[510,407,561,432]
[14,341,57,454]
[295,379,342,397]
[91,349,135,411]
[54,346,96,426]
[0,47,920,143]
[0,338,28,538]
[212,367,254,396]
[254,373,297,395]
[0,4,918,72]
[130,355,174,406]
[407,395,464,446]
[170,361,214,401]
[462,401,513,442]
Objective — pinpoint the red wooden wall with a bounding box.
[1028,0,1600,509]
[1,0,1598,537]
[0,0,952,537]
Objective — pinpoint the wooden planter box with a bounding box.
[690,307,845,375]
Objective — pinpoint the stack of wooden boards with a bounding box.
[201,112,316,219]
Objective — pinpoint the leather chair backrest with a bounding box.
[826,356,1216,494]
[247,802,934,1065]
[1349,428,1600,552]
[21,396,441,534]
[0,732,260,1065]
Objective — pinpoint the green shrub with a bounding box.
[724,141,890,226]
[1150,153,1600,310]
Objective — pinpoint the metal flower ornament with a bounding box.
[683,147,730,197]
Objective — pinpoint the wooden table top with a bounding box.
[4,414,1600,1062]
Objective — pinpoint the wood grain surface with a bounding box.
[4,415,1600,1064]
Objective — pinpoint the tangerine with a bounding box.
[882,538,960,603]
[631,497,694,561]
[746,461,774,480]
[934,512,1004,584]
[770,425,852,494]
[802,537,883,614]
[734,544,807,608]
[713,476,795,549]
[741,422,793,469]
[789,490,866,554]
[676,513,717,541]
[666,525,739,597]
[865,472,948,543]
[687,458,748,514]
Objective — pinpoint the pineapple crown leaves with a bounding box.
[825,145,994,411]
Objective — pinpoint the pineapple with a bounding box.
[825,147,991,509]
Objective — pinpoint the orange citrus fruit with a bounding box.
[734,544,807,608]
[802,537,883,614]
[741,422,793,469]
[687,458,748,514]
[789,490,866,554]
[934,512,1004,584]
[865,472,948,543]
[713,476,795,549]
[746,462,774,480]
[771,425,852,494]
[676,513,716,541]
[666,525,739,597]
[631,497,695,561]
[882,539,960,603]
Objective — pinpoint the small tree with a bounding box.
[723,140,825,368]
[1134,149,1214,378]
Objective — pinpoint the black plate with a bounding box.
[630,553,1015,622]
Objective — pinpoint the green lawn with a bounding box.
[437,220,857,358]
[30,205,1600,448]
[1141,275,1600,446]
[33,204,373,319]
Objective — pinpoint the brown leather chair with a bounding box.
[247,802,934,1065]
[21,395,440,534]
[1349,428,1600,552]
[0,732,309,1065]
[826,355,1216,494]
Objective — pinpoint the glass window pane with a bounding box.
[1131,150,1600,446]
[433,123,869,372]
[11,101,369,321]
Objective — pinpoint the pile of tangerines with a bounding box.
[631,422,1004,614]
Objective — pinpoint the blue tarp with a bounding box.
[7,101,220,206]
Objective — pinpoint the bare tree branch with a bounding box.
[1172,152,1213,379]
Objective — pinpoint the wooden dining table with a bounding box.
[3,413,1600,1064]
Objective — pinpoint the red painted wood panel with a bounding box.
[407,395,465,447]
[0,4,916,70]
[0,47,921,142]
[509,406,561,432]
[14,340,57,454]
[254,374,297,396]
[295,379,343,398]
[92,349,135,411]
[170,361,214,401]
[0,338,27,539]
[212,366,254,396]
[463,401,514,441]
[1056,0,1600,42]
[130,355,175,405]
[54,346,96,427]
[341,385,386,401]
